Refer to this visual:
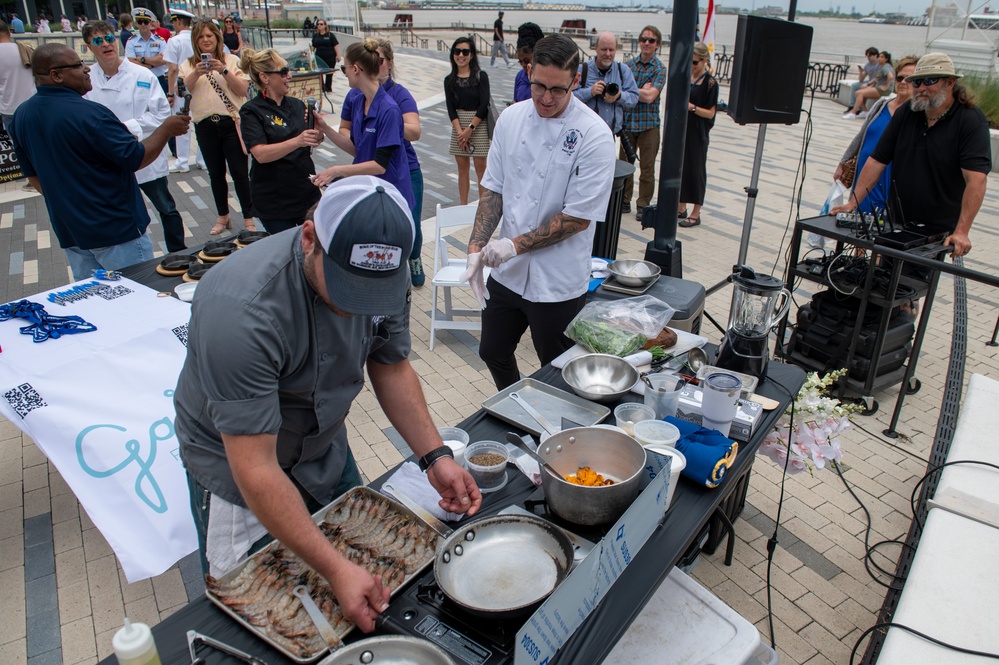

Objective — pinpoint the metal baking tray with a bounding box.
[598,273,661,295]
[204,486,439,663]
[482,378,610,436]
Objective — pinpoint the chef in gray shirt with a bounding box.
[174,176,482,633]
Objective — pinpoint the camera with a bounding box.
[617,131,637,164]
[604,82,619,97]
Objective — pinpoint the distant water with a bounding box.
[363,9,960,64]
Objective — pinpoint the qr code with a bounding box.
[97,285,134,301]
[4,383,47,419]
[172,324,189,347]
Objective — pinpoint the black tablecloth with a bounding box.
[97,346,802,664]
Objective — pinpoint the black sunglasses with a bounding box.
[896,75,907,83]
[340,64,348,74]
[910,77,942,88]
[452,48,471,56]
[263,66,290,76]
[135,18,150,24]
[639,36,658,43]
[692,59,702,65]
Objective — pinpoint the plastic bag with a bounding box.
[565,296,676,356]
[819,179,849,216]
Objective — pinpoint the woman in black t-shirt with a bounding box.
[311,20,339,93]
[238,48,324,234]
[444,37,490,205]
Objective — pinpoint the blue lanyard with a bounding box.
[0,299,98,343]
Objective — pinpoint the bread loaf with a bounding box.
[643,327,678,350]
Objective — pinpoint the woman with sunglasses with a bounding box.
[311,19,339,93]
[180,19,255,235]
[445,37,490,205]
[677,42,718,229]
[238,48,323,235]
[339,39,425,284]
[222,16,243,56]
[836,56,918,214]
[311,39,415,211]
[844,51,894,119]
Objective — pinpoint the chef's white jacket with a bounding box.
[481,95,616,303]
[85,59,170,184]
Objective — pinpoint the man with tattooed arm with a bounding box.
[463,34,616,390]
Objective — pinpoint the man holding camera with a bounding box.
[573,32,638,205]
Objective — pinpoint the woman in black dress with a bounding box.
[678,42,718,229]
[222,17,242,55]
[311,19,339,93]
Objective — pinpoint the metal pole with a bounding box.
[737,124,766,266]
[642,0,696,273]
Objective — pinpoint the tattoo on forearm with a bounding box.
[516,212,589,253]
[468,189,503,250]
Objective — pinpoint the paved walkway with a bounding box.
[2,47,998,664]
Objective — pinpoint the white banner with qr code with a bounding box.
[0,279,198,581]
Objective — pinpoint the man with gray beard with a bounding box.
[833,53,989,257]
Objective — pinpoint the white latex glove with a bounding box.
[461,252,489,308]
[481,238,517,268]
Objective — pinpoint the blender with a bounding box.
[714,265,791,382]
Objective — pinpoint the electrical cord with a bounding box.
[849,622,999,665]
[760,375,798,651]
[772,94,815,280]
[908,459,999,532]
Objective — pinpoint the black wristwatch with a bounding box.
[221,67,229,76]
[141,56,146,64]
[418,446,454,472]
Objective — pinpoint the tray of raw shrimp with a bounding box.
[204,486,440,662]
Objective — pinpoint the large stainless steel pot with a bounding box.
[382,488,575,619]
[538,427,647,525]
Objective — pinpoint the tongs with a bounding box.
[187,630,267,665]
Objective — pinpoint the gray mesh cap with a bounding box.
[313,176,415,315]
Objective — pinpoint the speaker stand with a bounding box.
[706,124,768,298]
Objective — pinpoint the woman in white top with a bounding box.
[180,19,255,234]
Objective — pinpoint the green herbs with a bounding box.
[566,319,647,357]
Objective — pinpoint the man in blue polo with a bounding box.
[11,44,191,278]
[10,13,24,33]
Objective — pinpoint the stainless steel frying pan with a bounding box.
[382,487,574,619]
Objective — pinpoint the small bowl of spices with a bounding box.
[464,441,510,493]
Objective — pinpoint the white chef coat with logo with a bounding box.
[85,59,171,184]
[480,95,615,303]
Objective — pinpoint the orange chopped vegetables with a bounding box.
[564,466,617,486]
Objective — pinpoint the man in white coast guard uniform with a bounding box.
[463,33,616,390]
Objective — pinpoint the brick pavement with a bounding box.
[1,45,998,664]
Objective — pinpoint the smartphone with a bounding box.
[201,53,210,64]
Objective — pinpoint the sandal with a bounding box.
[243,218,257,232]
[678,216,701,228]
[678,210,688,219]
[209,216,232,235]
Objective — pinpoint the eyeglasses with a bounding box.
[91,34,115,46]
[692,59,702,65]
[263,66,290,76]
[896,75,907,83]
[639,36,658,43]
[910,77,942,88]
[51,62,84,71]
[529,81,572,99]
[452,48,471,57]
[135,18,150,24]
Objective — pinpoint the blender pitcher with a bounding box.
[715,266,791,381]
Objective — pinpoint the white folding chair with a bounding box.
[429,203,491,351]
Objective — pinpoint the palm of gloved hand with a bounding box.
[481,238,517,267]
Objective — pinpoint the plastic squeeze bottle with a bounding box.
[112,618,161,665]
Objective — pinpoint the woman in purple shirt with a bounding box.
[313,39,414,210]
[339,39,425,286]
[514,23,544,103]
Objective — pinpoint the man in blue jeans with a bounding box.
[83,20,187,252]
[11,44,190,278]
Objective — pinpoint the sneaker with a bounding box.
[858,110,869,119]
[622,202,632,214]
[409,257,425,287]
[170,164,190,173]
[636,207,644,222]
[507,62,516,68]
[841,112,857,119]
